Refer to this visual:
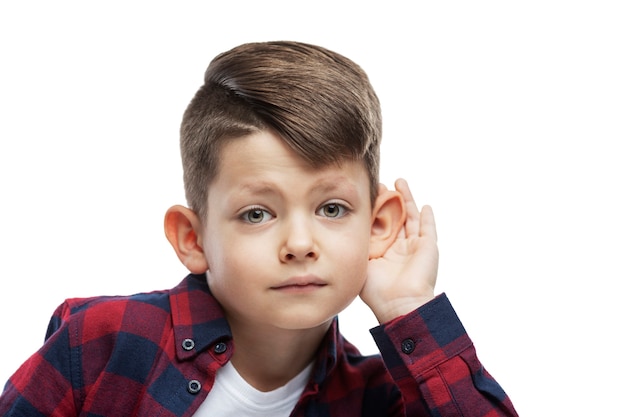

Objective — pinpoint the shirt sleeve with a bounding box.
[370,293,518,416]
[0,301,78,416]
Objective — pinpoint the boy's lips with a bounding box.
[270,275,328,291]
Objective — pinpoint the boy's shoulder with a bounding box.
[61,288,171,315]
[46,274,231,355]
[53,273,211,323]
[47,287,174,345]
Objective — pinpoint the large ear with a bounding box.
[369,185,406,259]
[164,205,209,273]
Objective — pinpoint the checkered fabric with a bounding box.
[0,274,517,416]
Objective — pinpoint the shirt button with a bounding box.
[214,342,227,354]
[187,379,202,394]
[401,338,416,354]
[182,338,195,351]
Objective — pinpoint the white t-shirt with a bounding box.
[193,361,314,416]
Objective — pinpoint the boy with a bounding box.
[0,41,517,416]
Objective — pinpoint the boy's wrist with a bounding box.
[372,294,436,324]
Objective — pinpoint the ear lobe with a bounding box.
[164,205,209,274]
[369,187,406,259]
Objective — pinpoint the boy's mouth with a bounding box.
[270,275,328,292]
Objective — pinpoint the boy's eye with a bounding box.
[318,203,348,218]
[242,208,273,224]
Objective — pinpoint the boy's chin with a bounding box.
[266,309,341,333]
[270,302,354,332]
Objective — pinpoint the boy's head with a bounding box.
[166,41,405,331]
[180,41,382,221]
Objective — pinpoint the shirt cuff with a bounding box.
[370,293,473,379]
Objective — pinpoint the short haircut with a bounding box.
[180,41,382,221]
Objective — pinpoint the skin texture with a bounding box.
[164,130,438,391]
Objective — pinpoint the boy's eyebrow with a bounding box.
[238,182,279,195]
[309,179,358,196]
[239,178,358,196]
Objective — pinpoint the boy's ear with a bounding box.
[369,185,406,259]
[164,205,209,274]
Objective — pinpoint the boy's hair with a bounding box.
[180,41,382,221]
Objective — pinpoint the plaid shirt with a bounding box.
[0,274,517,416]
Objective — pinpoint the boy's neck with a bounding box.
[226,317,332,392]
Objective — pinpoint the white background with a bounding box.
[1,1,624,415]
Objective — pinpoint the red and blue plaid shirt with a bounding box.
[0,274,517,416]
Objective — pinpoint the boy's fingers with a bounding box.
[419,205,438,241]
[395,178,420,237]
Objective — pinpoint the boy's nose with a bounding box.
[279,216,319,262]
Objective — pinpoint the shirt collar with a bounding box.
[169,274,232,361]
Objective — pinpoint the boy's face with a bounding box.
[200,130,373,332]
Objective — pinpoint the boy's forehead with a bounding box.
[209,132,370,196]
[214,130,369,179]
[236,171,363,194]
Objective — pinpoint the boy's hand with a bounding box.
[361,178,439,324]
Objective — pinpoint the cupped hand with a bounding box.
[361,178,439,324]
